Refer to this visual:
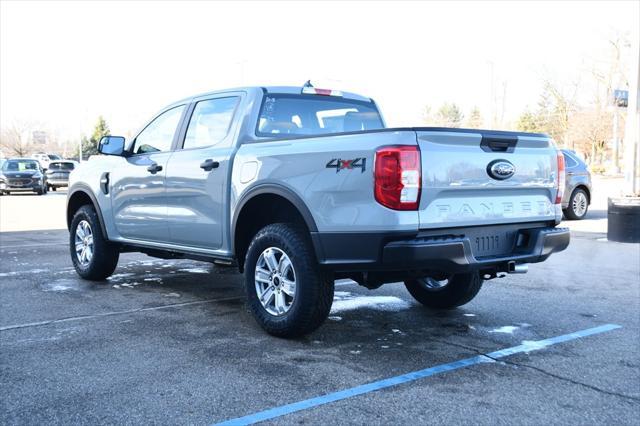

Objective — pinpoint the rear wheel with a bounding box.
[563,188,589,220]
[244,223,334,337]
[70,205,119,280]
[404,273,483,309]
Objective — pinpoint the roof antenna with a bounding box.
[303,80,313,88]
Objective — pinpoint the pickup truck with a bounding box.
[67,84,570,337]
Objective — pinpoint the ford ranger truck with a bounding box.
[67,84,570,337]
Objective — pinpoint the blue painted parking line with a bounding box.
[214,324,621,426]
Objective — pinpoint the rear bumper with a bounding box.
[47,179,69,186]
[312,224,570,274]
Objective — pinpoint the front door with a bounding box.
[111,105,186,242]
[164,95,241,250]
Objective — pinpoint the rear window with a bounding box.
[257,94,383,137]
[49,162,75,171]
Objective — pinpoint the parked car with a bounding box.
[66,84,569,337]
[561,149,592,220]
[45,160,78,191]
[32,153,62,170]
[0,158,48,195]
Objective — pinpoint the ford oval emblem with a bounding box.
[487,159,515,180]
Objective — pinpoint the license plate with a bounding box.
[471,231,516,257]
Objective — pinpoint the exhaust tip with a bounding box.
[507,261,528,274]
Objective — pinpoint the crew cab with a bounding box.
[67,84,569,337]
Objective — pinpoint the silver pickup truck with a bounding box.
[67,84,570,337]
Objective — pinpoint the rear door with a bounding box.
[110,105,186,242]
[416,129,558,229]
[164,93,242,249]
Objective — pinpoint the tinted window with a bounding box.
[257,94,383,137]
[2,160,40,172]
[48,154,61,160]
[49,162,75,171]
[562,151,579,168]
[183,97,239,149]
[133,105,185,154]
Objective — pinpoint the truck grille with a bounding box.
[8,179,31,186]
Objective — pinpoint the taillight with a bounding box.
[374,146,421,210]
[555,151,565,204]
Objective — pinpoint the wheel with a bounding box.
[36,187,44,195]
[563,188,589,220]
[404,273,483,309]
[52,186,57,192]
[244,223,334,337]
[69,205,120,280]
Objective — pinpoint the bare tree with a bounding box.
[539,79,580,149]
[0,121,37,157]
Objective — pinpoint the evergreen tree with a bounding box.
[81,116,110,159]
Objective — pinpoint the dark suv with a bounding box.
[561,150,592,220]
[46,160,77,191]
[0,158,48,195]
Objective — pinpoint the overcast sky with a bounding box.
[1,0,638,140]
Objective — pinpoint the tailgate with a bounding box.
[416,129,559,229]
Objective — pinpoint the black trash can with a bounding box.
[607,197,640,243]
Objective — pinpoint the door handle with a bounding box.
[147,163,163,174]
[100,172,110,194]
[200,159,219,171]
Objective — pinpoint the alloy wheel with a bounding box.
[254,247,296,316]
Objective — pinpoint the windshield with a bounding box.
[257,94,384,137]
[49,162,75,171]
[2,160,40,172]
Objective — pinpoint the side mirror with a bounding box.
[98,136,126,156]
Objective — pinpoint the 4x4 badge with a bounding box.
[326,157,366,173]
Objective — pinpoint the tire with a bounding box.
[69,205,119,280]
[244,223,334,337]
[563,188,589,220]
[404,273,483,309]
[52,186,57,192]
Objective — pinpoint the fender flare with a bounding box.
[67,184,109,239]
[231,183,318,253]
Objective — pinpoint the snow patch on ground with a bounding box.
[178,268,209,274]
[0,268,48,277]
[331,295,412,313]
[42,279,80,292]
[107,273,134,281]
[489,325,519,334]
[520,340,552,352]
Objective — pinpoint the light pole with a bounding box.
[623,33,639,195]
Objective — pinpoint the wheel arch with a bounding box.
[573,184,591,204]
[232,184,319,271]
[67,185,109,238]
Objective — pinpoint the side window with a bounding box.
[183,97,239,149]
[563,152,579,168]
[132,105,185,154]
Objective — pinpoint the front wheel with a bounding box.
[244,223,334,337]
[70,205,120,280]
[404,273,483,309]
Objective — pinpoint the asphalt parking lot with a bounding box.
[1,184,639,425]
